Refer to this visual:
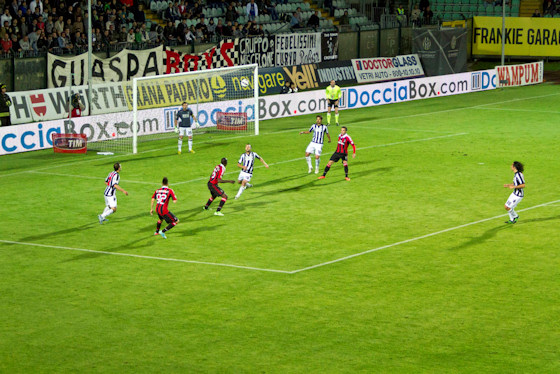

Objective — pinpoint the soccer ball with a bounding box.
[240,78,249,88]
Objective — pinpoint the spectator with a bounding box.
[396,4,405,23]
[54,14,64,33]
[28,27,41,50]
[290,12,300,29]
[74,30,86,49]
[126,27,135,44]
[411,4,421,26]
[57,30,72,52]
[223,20,233,36]
[117,25,127,43]
[246,0,258,21]
[194,26,205,42]
[543,0,555,15]
[207,17,216,39]
[419,0,430,12]
[184,25,195,44]
[339,10,349,25]
[232,23,242,37]
[9,0,19,18]
[163,20,175,41]
[0,83,12,126]
[1,9,13,26]
[423,5,433,24]
[1,33,12,53]
[10,19,21,37]
[19,34,32,52]
[36,29,48,50]
[11,33,21,52]
[191,2,202,18]
[281,80,290,94]
[37,15,45,30]
[215,18,224,36]
[69,93,84,118]
[307,10,320,28]
[264,0,279,20]
[256,24,264,36]
[73,15,84,33]
[45,14,54,33]
[532,8,541,16]
[225,4,237,22]
[47,31,57,51]
[134,4,145,23]
[103,29,116,45]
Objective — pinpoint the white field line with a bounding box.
[1,199,558,274]
[475,107,560,114]
[0,240,292,274]
[289,199,560,273]
[2,91,558,179]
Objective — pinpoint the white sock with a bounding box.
[315,158,320,169]
[178,138,182,151]
[509,209,518,220]
[101,207,114,219]
[306,156,312,168]
[188,139,193,151]
[236,186,245,198]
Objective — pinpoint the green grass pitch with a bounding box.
[1,83,559,372]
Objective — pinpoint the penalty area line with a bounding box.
[289,199,560,274]
[0,240,292,274]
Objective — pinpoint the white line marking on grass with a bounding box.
[2,200,557,273]
[475,108,560,114]
[0,240,292,274]
[289,199,560,273]
[1,91,558,180]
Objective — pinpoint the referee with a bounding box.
[325,80,341,126]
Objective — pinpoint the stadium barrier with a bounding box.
[0,69,497,155]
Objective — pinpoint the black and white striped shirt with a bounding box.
[308,123,329,144]
[238,152,261,175]
[513,171,525,197]
[104,171,120,197]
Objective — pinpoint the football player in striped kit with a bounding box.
[503,161,525,224]
[318,126,356,181]
[300,115,331,174]
[235,143,269,200]
[98,162,128,224]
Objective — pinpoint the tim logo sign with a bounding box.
[52,133,87,154]
[217,112,248,131]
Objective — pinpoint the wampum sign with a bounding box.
[48,46,164,88]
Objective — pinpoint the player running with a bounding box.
[150,177,178,239]
[204,157,235,216]
[300,115,331,174]
[318,126,356,181]
[325,80,342,126]
[98,162,128,224]
[174,101,198,154]
[503,161,525,224]
[235,143,269,200]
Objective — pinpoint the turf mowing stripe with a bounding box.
[28,171,157,184]
[0,240,292,274]
[289,199,560,274]
[475,108,560,114]
[2,199,558,274]
[2,91,558,179]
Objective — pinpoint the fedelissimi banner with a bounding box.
[472,17,560,57]
[351,54,425,84]
[1,70,497,155]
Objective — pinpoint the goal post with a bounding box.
[132,64,259,154]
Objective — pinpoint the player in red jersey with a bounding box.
[150,177,178,239]
[318,126,356,181]
[204,157,235,216]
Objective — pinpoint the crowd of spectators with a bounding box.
[0,0,311,58]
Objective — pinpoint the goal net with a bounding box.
[130,64,260,154]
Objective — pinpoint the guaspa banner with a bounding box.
[496,61,543,87]
[351,54,425,83]
[275,33,322,66]
[47,46,164,88]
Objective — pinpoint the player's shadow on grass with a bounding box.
[20,222,99,242]
[446,225,510,251]
[351,166,393,179]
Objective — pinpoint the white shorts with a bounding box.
[178,127,193,137]
[505,193,523,210]
[104,195,117,208]
[238,171,253,182]
[305,142,324,155]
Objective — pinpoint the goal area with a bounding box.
[131,64,259,154]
